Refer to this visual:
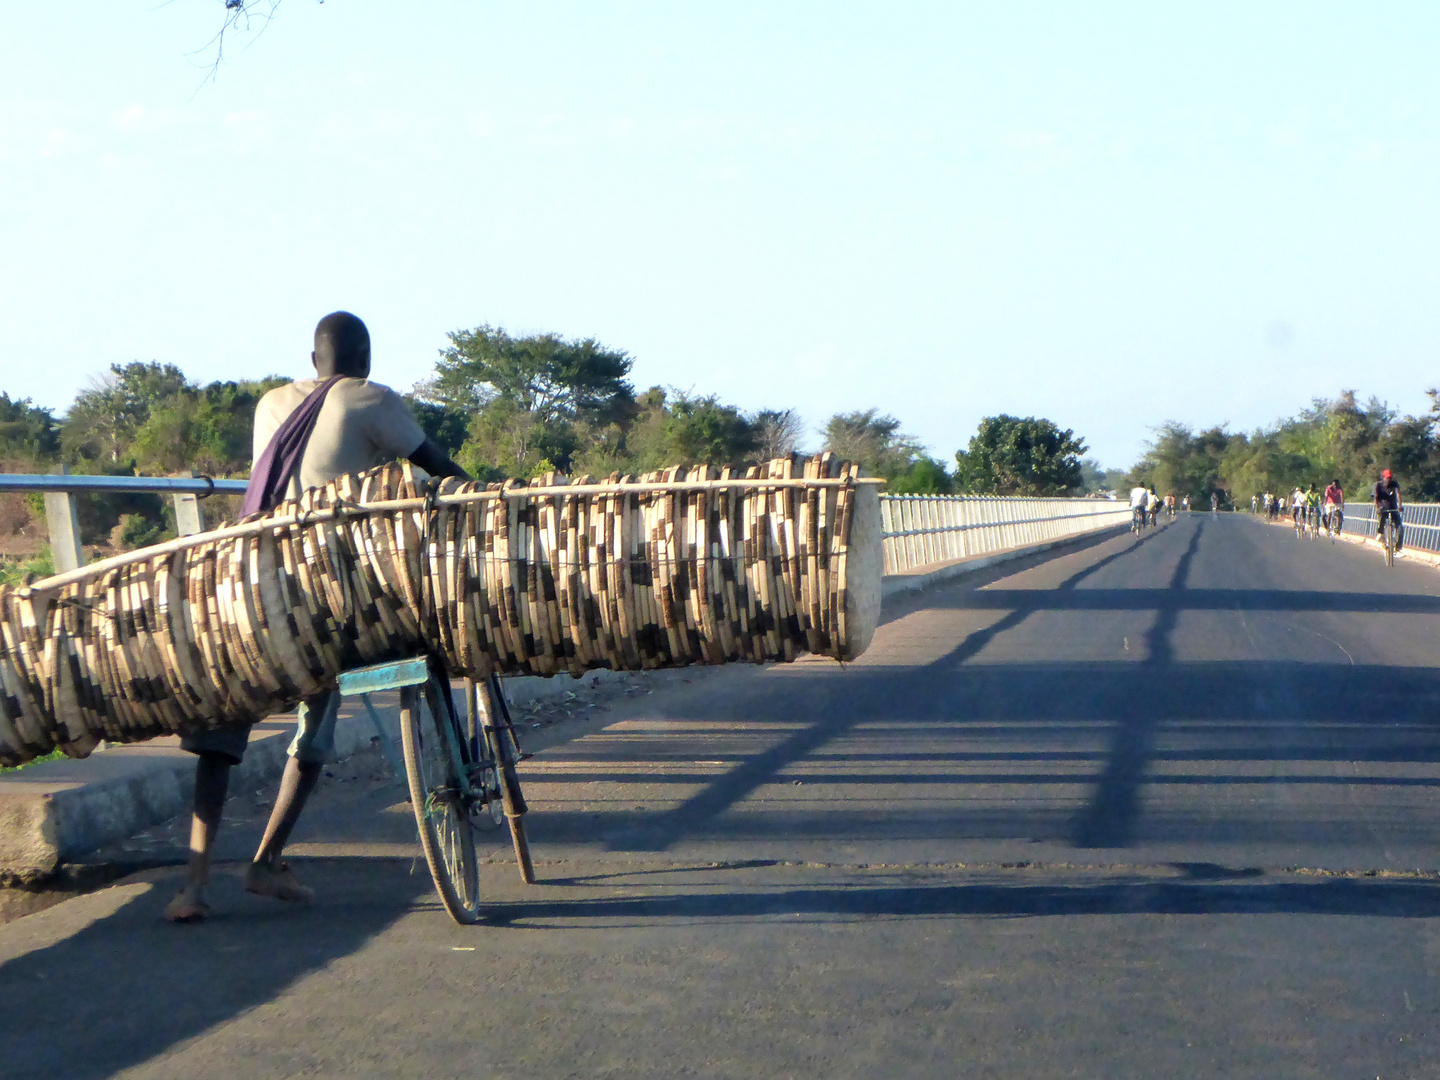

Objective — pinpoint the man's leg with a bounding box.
[252,757,324,870]
[164,752,233,922]
[246,689,339,902]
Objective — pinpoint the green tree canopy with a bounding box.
[822,409,929,479]
[421,325,635,424]
[420,325,637,478]
[128,377,289,476]
[63,362,192,464]
[954,415,1086,495]
[1132,392,1440,508]
[0,394,60,461]
[662,393,759,467]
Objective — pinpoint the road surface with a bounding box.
[3,514,1439,1079]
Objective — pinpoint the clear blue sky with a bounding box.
[3,2,1439,468]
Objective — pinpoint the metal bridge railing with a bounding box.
[3,471,1136,580]
[0,470,248,573]
[1341,502,1440,553]
[879,494,1131,575]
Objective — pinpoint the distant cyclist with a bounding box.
[1181,496,1190,513]
[1251,494,1258,514]
[1373,469,1403,552]
[1322,478,1344,535]
[1147,487,1162,526]
[1290,487,1307,530]
[1129,482,1149,532]
[1304,484,1321,531]
[1210,492,1219,515]
[1165,493,1177,519]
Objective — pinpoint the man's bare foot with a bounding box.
[244,861,315,903]
[164,887,210,923]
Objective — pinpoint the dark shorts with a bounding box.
[179,689,341,766]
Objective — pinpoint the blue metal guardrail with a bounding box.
[0,471,248,572]
[1341,501,1440,553]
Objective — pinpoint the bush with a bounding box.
[110,513,168,552]
[0,548,54,587]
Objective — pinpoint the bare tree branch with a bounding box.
[185,0,310,87]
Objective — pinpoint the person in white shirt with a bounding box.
[1129,485,1149,530]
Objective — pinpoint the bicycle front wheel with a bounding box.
[401,677,481,924]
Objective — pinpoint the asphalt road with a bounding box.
[4,513,1440,1079]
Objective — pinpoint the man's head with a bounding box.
[312,311,371,379]
[1383,468,1394,481]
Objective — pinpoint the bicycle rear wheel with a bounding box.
[401,675,482,924]
[1385,522,1395,566]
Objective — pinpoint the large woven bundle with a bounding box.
[0,456,881,767]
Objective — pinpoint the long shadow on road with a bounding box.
[597,524,1181,853]
[0,857,428,1080]
[486,875,1440,930]
[1070,520,1203,847]
[527,517,1440,858]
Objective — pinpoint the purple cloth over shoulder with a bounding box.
[241,375,345,517]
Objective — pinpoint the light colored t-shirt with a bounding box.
[1129,486,1149,509]
[253,376,427,500]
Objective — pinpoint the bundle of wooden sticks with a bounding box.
[0,456,881,766]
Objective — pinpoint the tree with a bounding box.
[405,398,469,459]
[63,362,192,464]
[128,377,288,476]
[0,394,60,461]
[1130,422,1231,501]
[1077,458,1128,495]
[752,408,807,461]
[421,325,634,425]
[821,409,927,478]
[419,325,637,478]
[887,457,954,495]
[662,393,759,467]
[955,415,1086,496]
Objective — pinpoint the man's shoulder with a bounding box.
[329,378,406,406]
[254,381,310,427]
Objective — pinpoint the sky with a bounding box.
[3,2,1440,469]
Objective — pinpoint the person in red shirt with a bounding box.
[1322,478,1344,535]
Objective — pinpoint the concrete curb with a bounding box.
[0,523,1130,881]
[0,670,628,882]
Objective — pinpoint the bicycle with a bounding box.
[1293,508,1306,540]
[394,660,534,923]
[1324,505,1343,541]
[1307,504,1321,539]
[1131,506,1145,536]
[1379,512,1398,568]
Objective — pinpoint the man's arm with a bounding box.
[407,436,471,481]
